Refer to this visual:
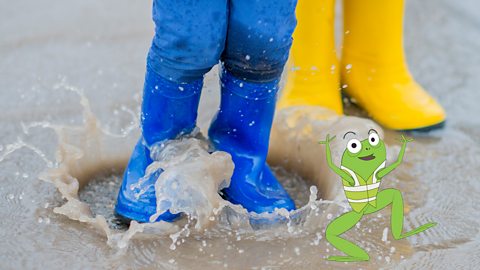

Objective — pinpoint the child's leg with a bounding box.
[148,0,228,84]
[277,0,343,114]
[142,0,228,145]
[116,0,228,223]
[222,0,297,83]
[364,189,436,240]
[341,0,445,131]
[325,210,369,262]
[208,0,298,213]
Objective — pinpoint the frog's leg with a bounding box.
[364,189,436,240]
[325,210,370,262]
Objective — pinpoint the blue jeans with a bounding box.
[147,0,298,83]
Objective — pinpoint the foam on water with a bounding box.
[147,136,234,228]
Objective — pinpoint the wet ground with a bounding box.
[1,0,480,269]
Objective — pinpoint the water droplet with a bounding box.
[245,55,251,61]
[382,227,389,242]
[248,121,255,126]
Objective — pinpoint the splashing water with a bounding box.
[2,78,455,269]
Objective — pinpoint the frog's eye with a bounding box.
[368,132,380,146]
[347,139,361,154]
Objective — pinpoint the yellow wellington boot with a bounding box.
[278,0,343,115]
[341,0,446,131]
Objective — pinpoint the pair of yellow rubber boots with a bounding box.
[278,0,445,131]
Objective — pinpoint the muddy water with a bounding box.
[20,83,405,269]
[1,0,480,269]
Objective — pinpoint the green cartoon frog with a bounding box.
[319,130,436,262]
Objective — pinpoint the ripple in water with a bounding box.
[78,167,127,230]
[78,165,312,232]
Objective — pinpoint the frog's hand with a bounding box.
[318,134,336,145]
[321,136,355,186]
[399,134,414,144]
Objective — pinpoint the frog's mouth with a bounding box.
[359,154,375,161]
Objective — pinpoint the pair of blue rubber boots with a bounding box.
[115,68,296,223]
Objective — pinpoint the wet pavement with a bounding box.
[1,0,479,269]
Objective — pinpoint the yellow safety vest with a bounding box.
[340,161,386,212]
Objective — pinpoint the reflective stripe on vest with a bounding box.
[340,161,386,212]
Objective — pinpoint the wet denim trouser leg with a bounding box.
[209,0,299,213]
[223,0,298,83]
[148,0,297,84]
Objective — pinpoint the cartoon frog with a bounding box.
[319,130,436,262]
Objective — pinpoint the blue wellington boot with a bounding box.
[115,67,203,223]
[208,70,296,214]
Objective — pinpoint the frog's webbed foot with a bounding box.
[397,222,437,240]
[326,255,369,262]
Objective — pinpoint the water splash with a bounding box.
[15,79,421,270]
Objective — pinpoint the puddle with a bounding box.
[3,74,472,269]
[79,167,128,230]
[22,82,416,269]
[3,0,480,268]
[78,164,311,232]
